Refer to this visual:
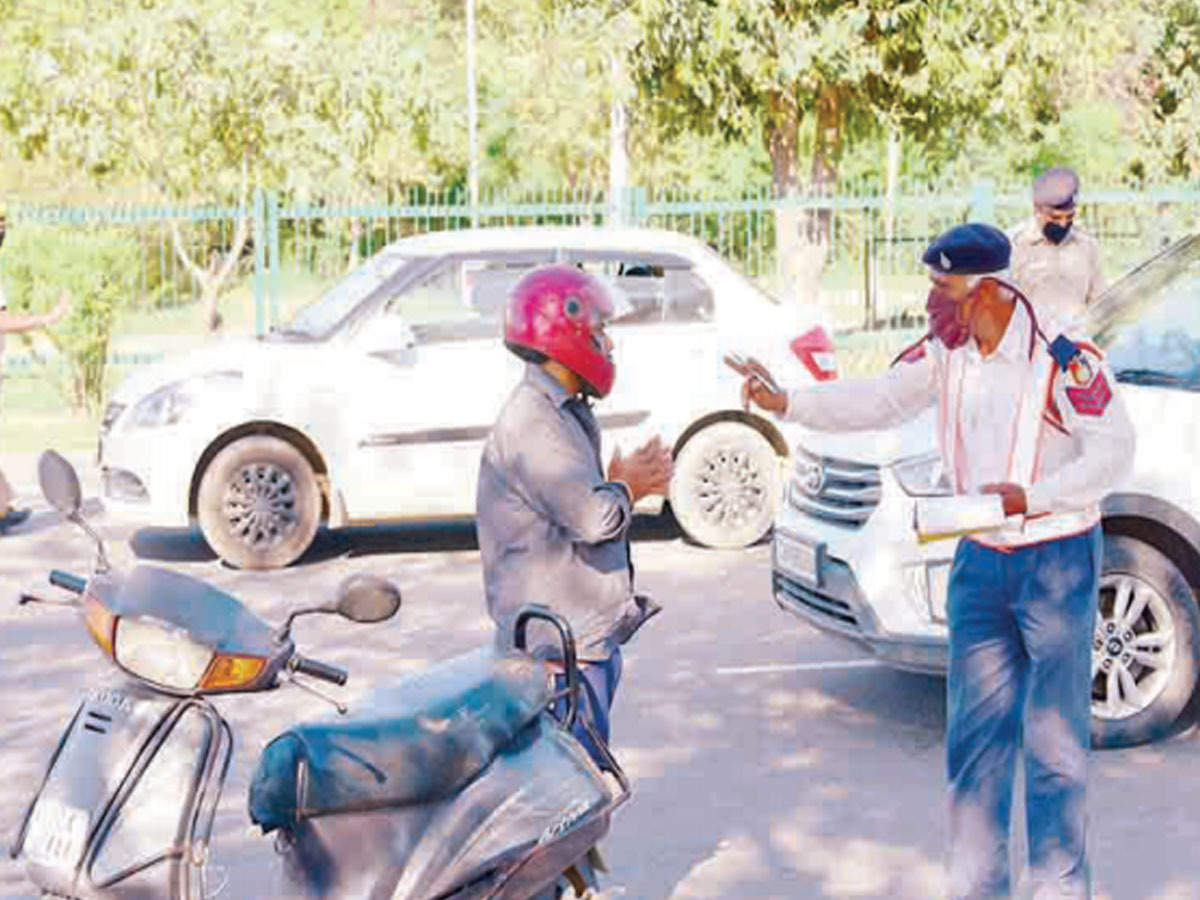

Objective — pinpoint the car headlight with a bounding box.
[127,371,242,429]
[114,616,215,691]
[892,451,952,497]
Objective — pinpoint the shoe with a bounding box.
[0,507,31,534]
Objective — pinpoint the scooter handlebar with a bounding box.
[49,570,86,595]
[291,655,348,686]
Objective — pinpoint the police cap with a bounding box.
[921,222,1011,276]
[1032,166,1079,210]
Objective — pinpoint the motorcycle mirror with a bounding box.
[334,574,401,623]
[38,450,83,517]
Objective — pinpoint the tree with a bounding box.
[1,224,140,413]
[630,0,1082,300]
[1130,0,1199,179]
[0,0,421,329]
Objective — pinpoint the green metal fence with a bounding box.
[3,179,1198,348]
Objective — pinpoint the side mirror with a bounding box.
[38,450,83,517]
[335,574,401,624]
[359,314,416,357]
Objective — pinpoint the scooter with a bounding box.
[9,451,631,899]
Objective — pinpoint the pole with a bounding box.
[607,50,629,226]
[466,0,479,228]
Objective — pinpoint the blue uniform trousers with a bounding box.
[946,525,1101,899]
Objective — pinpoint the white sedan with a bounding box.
[99,226,834,568]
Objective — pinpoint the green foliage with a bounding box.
[630,0,1087,192]
[1,225,140,412]
[1132,0,1199,179]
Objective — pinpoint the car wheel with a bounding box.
[196,436,322,570]
[1090,532,1200,749]
[668,421,781,549]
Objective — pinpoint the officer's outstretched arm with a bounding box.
[515,419,633,545]
[781,347,938,432]
[1025,349,1136,516]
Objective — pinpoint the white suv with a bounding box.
[99,226,833,569]
[772,235,1200,748]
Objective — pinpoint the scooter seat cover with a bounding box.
[248,648,552,833]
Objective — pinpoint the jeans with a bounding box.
[553,649,623,770]
[946,526,1102,899]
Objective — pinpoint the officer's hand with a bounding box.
[609,436,672,503]
[981,482,1028,517]
[725,354,787,415]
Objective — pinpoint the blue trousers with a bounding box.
[553,649,623,770]
[946,526,1101,899]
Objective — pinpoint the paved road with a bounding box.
[2,492,1199,899]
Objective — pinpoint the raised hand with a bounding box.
[609,435,673,502]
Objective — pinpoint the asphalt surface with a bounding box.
[2,470,1200,898]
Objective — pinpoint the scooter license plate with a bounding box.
[23,797,89,869]
[774,530,822,587]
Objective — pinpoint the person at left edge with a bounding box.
[0,215,72,534]
[730,223,1136,898]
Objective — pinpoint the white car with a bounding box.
[99,226,835,569]
[772,234,1200,748]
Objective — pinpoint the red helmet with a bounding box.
[504,265,616,398]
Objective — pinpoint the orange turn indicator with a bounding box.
[83,597,115,657]
[200,654,267,691]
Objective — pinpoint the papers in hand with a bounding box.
[914,494,1009,543]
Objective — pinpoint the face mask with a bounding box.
[1042,221,1072,244]
[925,286,970,349]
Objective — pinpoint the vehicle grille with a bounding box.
[100,402,126,433]
[773,571,860,631]
[787,447,881,529]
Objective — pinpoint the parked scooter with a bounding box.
[10,451,631,899]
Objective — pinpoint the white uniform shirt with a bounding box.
[782,294,1137,547]
[1009,219,1106,324]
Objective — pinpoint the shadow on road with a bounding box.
[130,512,681,567]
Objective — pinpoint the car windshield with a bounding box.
[279,252,417,339]
[1095,235,1200,388]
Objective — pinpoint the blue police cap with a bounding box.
[921,223,1011,275]
[1032,167,1079,210]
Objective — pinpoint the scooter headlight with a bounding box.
[892,451,953,497]
[113,616,215,691]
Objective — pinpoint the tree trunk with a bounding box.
[767,90,803,306]
[169,213,251,333]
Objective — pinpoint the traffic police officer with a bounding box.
[731,223,1136,898]
[1009,167,1106,324]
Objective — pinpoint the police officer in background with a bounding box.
[1009,167,1106,325]
[730,223,1136,898]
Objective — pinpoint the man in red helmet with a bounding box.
[477,264,672,763]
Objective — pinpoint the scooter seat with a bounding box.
[248,648,553,833]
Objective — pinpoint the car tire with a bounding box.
[668,421,781,549]
[196,435,322,570]
[1090,532,1200,749]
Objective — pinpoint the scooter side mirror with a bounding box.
[38,450,83,517]
[335,574,401,624]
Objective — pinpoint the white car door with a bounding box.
[339,253,550,521]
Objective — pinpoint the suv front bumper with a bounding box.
[771,549,948,674]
